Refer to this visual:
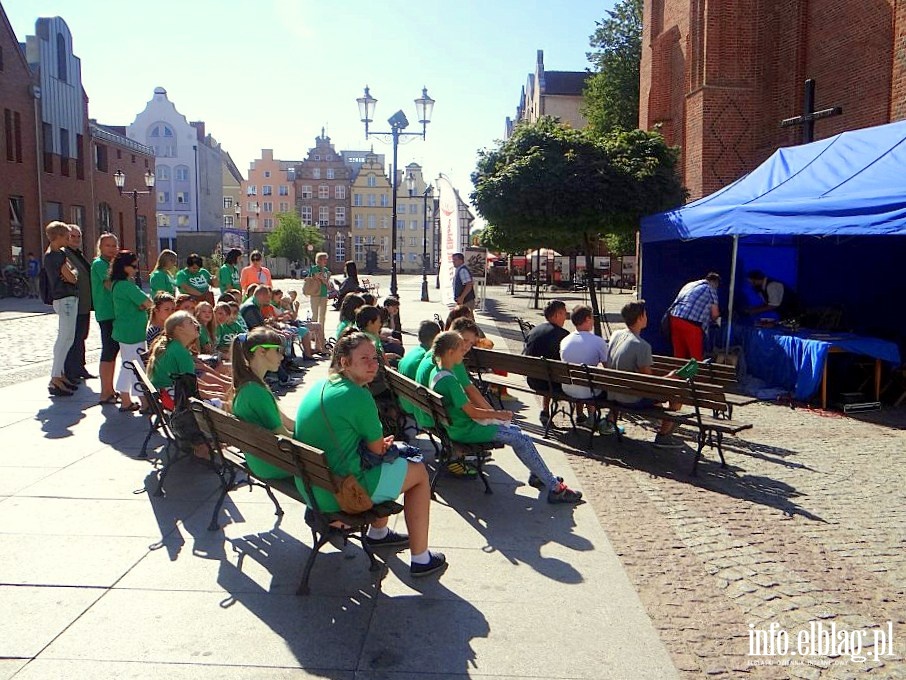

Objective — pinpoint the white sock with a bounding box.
[367,526,389,540]
[411,550,430,565]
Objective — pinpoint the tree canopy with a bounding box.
[265,212,324,264]
[582,0,643,135]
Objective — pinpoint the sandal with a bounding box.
[98,395,119,405]
[118,403,141,412]
[446,459,478,478]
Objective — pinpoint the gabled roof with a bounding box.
[542,71,590,96]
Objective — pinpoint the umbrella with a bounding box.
[525,248,561,258]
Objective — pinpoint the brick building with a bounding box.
[640,0,906,200]
[294,132,351,268]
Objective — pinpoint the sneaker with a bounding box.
[653,433,683,449]
[364,529,409,548]
[597,420,626,436]
[446,459,478,478]
[539,410,550,424]
[547,482,583,504]
[528,473,563,490]
[410,551,448,578]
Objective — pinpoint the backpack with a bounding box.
[168,374,210,453]
[38,267,53,305]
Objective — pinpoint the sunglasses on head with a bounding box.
[250,343,281,353]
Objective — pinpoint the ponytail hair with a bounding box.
[432,331,463,365]
[329,332,374,377]
[228,327,286,404]
[146,310,195,380]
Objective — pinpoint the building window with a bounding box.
[247,185,257,195]
[368,215,376,229]
[75,133,84,179]
[335,236,345,263]
[4,109,13,162]
[318,185,329,199]
[263,185,272,195]
[335,185,346,200]
[42,123,53,173]
[312,168,320,179]
[314,154,320,161]
[264,218,273,229]
[335,207,346,225]
[326,168,335,179]
[410,204,418,214]
[56,33,67,82]
[367,175,376,187]
[300,185,312,199]
[175,166,189,181]
[264,170,271,178]
[157,214,170,227]
[397,219,405,229]
[223,196,233,209]
[354,236,364,261]
[279,185,288,196]
[354,214,363,229]
[247,200,257,211]
[71,205,84,226]
[409,237,417,247]
[223,215,234,227]
[158,191,170,204]
[157,165,170,180]
[319,206,329,226]
[97,202,112,230]
[380,194,389,207]
[177,215,190,228]
[367,194,376,207]
[279,202,289,212]
[9,196,24,263]
[381,216,389,229]
[176,192,189,204]
[353,193,362,206]
[301,206,312,224]
[262,201,273,212]
[410,220,418,230]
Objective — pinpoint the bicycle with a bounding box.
[1,267,29,298]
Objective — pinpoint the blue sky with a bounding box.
[6,0,613,223]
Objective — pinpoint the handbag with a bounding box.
[660,301,677,340]
[302,270,322,297]
[319,382,374,514]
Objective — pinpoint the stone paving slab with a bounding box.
[11,660,353,680]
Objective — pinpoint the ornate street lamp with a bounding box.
[114,169,155,284]
[356,85,435,298]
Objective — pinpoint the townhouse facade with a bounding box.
[349,150,391,268]
[397,162,435,273]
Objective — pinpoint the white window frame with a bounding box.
[300,185,312,199]
[318,185,329,199]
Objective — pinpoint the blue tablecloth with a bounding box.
[734,326,902,400]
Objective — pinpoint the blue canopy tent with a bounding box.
[639,120,906,396]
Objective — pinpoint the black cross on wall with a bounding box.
[780,79,843,144]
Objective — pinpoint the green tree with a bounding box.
[265,212,324,265]
[471,117,684,334]
[582,0,643,135]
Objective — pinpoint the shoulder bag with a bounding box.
[302,267,322,297]
[319,382,374,514]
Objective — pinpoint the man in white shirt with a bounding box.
[559,304,620,434]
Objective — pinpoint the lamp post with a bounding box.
[114,169,155,284]
[234,204,241,252]
[356,85,435,298]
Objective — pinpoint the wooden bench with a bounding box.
[360,277,380,297]
[189,398,404,595]
[650,355,757,415]
[384,368,502,496]
[465,347,753,474]
[515,317,535,342]
[123,360,180,496]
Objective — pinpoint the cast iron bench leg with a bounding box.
[297,532,330,596]
[153,441,173,496]
[139,421,155,459]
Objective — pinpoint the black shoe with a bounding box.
[79,370,98,380]
[364,529,409,548]
[410,551,447,577]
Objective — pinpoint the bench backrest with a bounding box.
[189,398,337,493]
[385,368,452,429]
[650,355,738,385]
[465,347,556,383]
[124,360,171,423]
[567,363,728,411]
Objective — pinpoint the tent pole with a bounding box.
[725,235,739,352]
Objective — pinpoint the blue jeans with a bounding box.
[492,423,557,488]
[51,296,78,378]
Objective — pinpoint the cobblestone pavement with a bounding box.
[482,286,906,678]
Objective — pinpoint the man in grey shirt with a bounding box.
[63,225,95,382]
[608,299,682,449]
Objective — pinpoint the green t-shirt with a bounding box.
[231,382,292,480]
[91,257,114,321]
[176,268,212,294]
[432,370,498,444]
[111,280,151,344]
[308,264,330,297]
[397,345,428,415]
[219,264,240,291]
[149,269,176,297]
[335,319,349,340]
[293,376,385,512]
[198,325,212,350]
[216,320,245,350]
[414,352,472,427]
[149,339,195,389]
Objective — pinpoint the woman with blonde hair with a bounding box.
[150,249,178,297]
[294,332,446,578]
[307,251,331,325]
[44,221,79,396]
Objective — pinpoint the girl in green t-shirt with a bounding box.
[194,301,217,354]
[146,311,228,401]
[430,331,583,505]
[218,248,243,293]
[149,249,178,297]
[294,332,447,578]
[227,327,296,479]
[335,293,365,342]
